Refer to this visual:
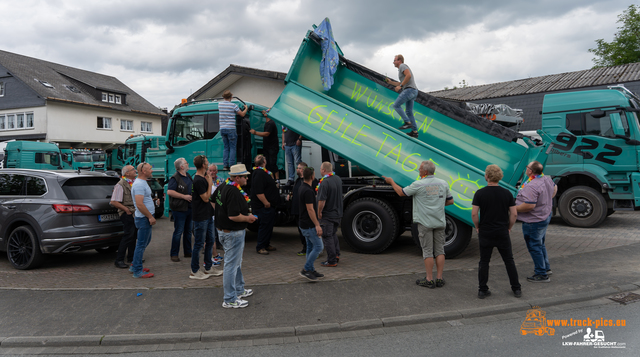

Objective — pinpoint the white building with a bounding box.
[0,49,165,149]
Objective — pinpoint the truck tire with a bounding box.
[7,226,44,270]
[558,186,607,228]
[412,215,472,259]
[341,197,398,253]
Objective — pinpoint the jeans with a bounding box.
[132,216,153,275]
[218,229,246,303]
[478,231,521,292]
[192,219,214,273]
[116,213,137,263]
[522,214,552,276]
[320,217,340,264]
[221,128,237,167]
[284,145,302,181]
[392,88,418,131]
[301,227,323,272]
[170,209,192,257]
[254,206,275,251]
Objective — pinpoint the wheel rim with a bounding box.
[444,216,457,247]
[8,230,33,267]
[569,197,593,218]
[351,210,382,242]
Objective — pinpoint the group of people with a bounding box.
[384,159,556,299]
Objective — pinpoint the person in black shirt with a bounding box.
[290,161,318,255]
[250,109,280,180]
[298,167,324,281]
[250,154,280,255]
[471,164,521,299]
[189,155,221,280]
[213,164,257,309]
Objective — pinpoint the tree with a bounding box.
[589,4,640,68]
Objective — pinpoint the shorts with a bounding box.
[417,224,445,259]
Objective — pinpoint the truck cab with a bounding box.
[92,150,107,171]
[3,141,62,170]
[539,86,640,227]
[60,149,93,171]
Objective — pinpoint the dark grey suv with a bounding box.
[0,169,124,270]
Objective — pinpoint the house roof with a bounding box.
[0,49,164,116]
[188,64,286,101]
[429,62,640,101]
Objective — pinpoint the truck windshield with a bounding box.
[92,153,106,161]
[172,115,205,146]
[73,153,92,162]
[123,143,136,160]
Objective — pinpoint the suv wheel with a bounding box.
[7,226,44,270]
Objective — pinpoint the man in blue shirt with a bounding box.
[130,162,156,278]
[219,90,248,170]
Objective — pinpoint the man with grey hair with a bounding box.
[384,160,453,288]
[110,165,138,268]
[167,158,193,262]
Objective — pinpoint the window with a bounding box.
[120,119,133,131]
[61,177,120,199]
[0,115,4,130]
[26,113,33,128]
[141,121,152,133]
[108,94,114,103]
[97,117,111,129]
[26,177,47,196]
[115,95,121,104]
[16,113,24,129]
[102,92,108,102]
[0,82,4,97]
[0,174,25,196]
[171,115,204,145]
[7,114,15,129]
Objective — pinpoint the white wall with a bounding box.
[46,102,163,147]
[0,106,47,139]
[209,77,285,107]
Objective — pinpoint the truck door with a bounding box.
[204,113,223,168]
[549,112,583,167]
[167,114,206,175]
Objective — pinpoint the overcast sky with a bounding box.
[0,0,636,110]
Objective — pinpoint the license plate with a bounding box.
[98,213,119,222]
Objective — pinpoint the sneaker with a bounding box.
[266,245,277,251]
[222,299,248,309]
[170,256,180,262]
[297,250,307,256]
[546,270,553,276]
[514,289,522,298]
[399,123,411,130]
[213,254,224,261]
[435,278,446,288]
[300,269,318,281]
[407,131,419,138]
[257,249,269,255]
[129,266,150,273]
[133,272,154,278]
[527,274,550,283]
[321,261,337,267]
[416,278,436,288]
[238,289,253,298]
[210,260,222,266]
[312,270,324,278]
[478,290,491,299]
[204,267,223,276]
[189,270,210,280]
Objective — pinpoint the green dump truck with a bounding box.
[264,20,552,256]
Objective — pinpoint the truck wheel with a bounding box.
[341,197,398,253]
[411,215,472,258]
[7,226,44,270]
[558,186,607,228]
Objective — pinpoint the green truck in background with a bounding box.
[522,85,640,228]
[60,149,93,171]
[2,141,62,170]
